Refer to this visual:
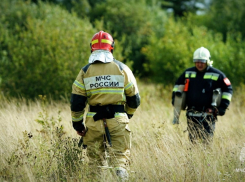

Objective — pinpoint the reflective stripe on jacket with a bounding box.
[71,59,140,121]
[172,66,232,111]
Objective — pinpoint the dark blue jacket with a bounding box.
[172,66,233,113]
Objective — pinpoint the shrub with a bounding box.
[142,17,245,86]
[0,0,123,99]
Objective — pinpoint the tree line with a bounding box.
[0,0,245,99]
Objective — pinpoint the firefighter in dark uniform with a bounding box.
[70,31,140,179]
[172,47,233,143]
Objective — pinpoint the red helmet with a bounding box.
[90,31,114,53]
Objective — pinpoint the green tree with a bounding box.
[160,0,205,17]
[0,0,115,99]
[142,17,245,86]
[194,0,245,42]
[29,0,91,18]
[86,0,168,77]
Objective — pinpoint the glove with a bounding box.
[218,107,226,116]
[73,120,86,136]
[206,107,218,119]
[77,129,86,137]
[127,113,133,119]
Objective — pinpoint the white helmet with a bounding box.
[193,47,213,66]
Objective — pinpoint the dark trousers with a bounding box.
[187,115,215,143]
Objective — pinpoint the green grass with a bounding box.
[0,83,245,181]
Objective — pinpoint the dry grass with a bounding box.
[0,83,245,181]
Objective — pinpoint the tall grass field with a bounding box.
[0,83,245,181]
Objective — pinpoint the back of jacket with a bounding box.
[172,66,232,112]
[71,59,140,122]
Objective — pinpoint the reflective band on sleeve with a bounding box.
[84,75,124,90]
[173,85,178,92]
[73,80,85,90]
[86,112,96,117]
[203,72,219,81]
[125,82,133,90]
[222,92,232,101]
[91,39,98,45]
[101,39,112,45]
[185,71,196,78]
[72,114,84,122]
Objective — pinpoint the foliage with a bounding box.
[142,17,212,83]
[0,0,118,99]
[1,0,245,99]
[142,16,245,86]
[160,0,204,17]
[206,0,245,42]
[30,0,92,19]
[87,0,168,76]
[182,0,245,43]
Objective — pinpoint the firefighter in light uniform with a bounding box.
[70,31,140,178]
[172,47,232,143]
